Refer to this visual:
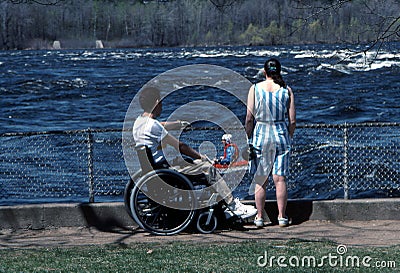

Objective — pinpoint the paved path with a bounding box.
[1,220,399,249]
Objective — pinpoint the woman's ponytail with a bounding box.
[264,58,286,88]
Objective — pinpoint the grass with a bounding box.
[0,239,399,273]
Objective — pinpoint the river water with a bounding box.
[0,43,399,204]
[1,43,399,133]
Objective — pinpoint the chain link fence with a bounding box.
[1,123,399,205]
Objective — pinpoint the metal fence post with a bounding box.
[343,123,349,199]
[87,129,95,203]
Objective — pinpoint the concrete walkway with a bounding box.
[1,199,399,249]
[1,220,399,249]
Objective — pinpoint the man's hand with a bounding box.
[179,120,191,129]
[194,154,210,164]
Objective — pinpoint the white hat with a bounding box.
[221,134,232,143]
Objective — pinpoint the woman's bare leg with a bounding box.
[254,177,267,218]
[273,174,287,219]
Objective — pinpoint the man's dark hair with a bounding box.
[139,87,161,112]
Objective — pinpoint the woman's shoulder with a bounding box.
[257,80,282,92]
[254,80,265,90]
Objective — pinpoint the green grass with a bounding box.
[0,239,399,273]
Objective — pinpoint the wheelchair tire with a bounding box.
[123,170,142,218]
[129,169,196,235]
[196,211,218,234]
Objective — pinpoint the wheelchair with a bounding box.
[124,145,242,235]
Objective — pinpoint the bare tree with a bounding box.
[209,0,239,11]
[290,0,400,63]
[360,1,400,53]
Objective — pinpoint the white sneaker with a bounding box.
[254,216,264,228]
[226,198,257,219]
[278,216,289,227]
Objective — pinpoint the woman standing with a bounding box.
[245,58,296,228]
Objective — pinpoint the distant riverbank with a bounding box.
[1,0,399,50]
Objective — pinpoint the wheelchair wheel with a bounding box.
[130,169,196,235]
[196,211,218,234]
[124,170,142,218]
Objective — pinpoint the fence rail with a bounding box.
[0,123,399,205]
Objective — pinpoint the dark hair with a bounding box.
[264,58,286,88]
[139,87,161,112]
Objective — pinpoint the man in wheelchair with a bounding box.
[132,86,257,220]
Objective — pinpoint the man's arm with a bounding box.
[160,121,181,130]
[160,120,190,131]
[162,133,201,160]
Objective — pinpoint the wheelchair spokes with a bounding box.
[129,169,196,235]
[125,166,241,235]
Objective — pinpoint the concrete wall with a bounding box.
[1,199,399,230]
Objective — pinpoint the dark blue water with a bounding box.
[1,44,399,205]
[1,43,399,134]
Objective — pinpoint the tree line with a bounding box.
[0,0,399,50]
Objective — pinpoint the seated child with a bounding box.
[215,134,239,165]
